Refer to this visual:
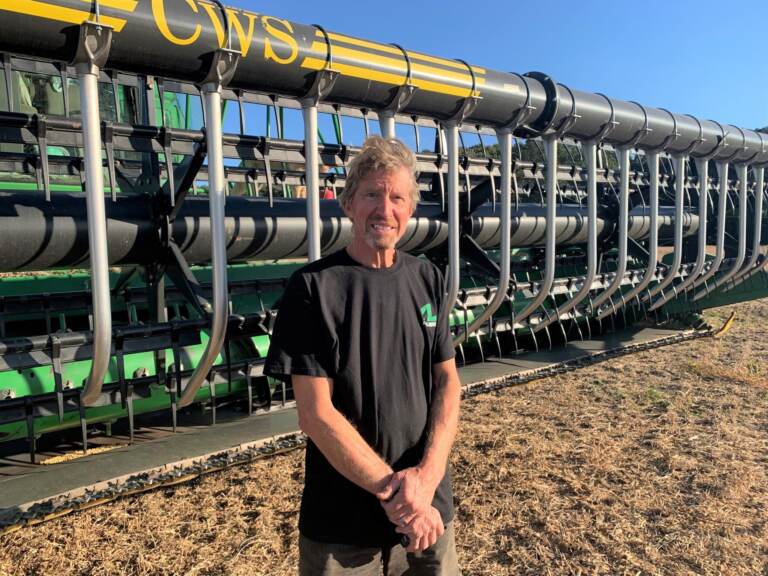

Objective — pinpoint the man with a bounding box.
[265,136,462,575]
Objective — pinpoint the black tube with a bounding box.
[0,193,699,271]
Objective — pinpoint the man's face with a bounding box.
[344,166,415,255]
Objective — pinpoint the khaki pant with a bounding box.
[298,522,461,576]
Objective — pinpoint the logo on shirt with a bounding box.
[420,303,438,328]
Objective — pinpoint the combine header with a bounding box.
[0,0,765,524]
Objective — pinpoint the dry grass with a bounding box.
[1,300,767,575]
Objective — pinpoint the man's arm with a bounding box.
[382,357,461,521]
[293,374,393,497]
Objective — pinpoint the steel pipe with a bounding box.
[673,158,711,295]
[302,103,322,262]
[724,166,765,291]
[593,147,630,318]
[692,163,749,301]
[724,167,766,290]
[445,123,461,323]
[454,130,512,345]
[609,151,662,313]
[513,136,558,327]
[689,162,730,294]
[179,54,235,408]
[647,155,688,310]
[76,23,113,406]
[534,140,599,332]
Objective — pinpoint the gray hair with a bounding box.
[338,136,420,211]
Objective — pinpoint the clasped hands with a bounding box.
[377,467,444,552]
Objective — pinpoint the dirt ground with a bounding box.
[1,300,766,576]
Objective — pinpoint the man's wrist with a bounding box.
[415,460,444,494]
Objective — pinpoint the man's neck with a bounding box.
[345,244,397,269]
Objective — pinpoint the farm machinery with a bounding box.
[0,0,765,526]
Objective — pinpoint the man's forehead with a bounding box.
[358,167,410,189]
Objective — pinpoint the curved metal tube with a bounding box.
[672,157,711,294]
[454,130,512,345]
[303,103,322,262]
[533,140,598,332]
[445,123,461,325]
[604,151,661,315]
[692,163,749,301]
[513,136,558,328]
[647,155,688,310]
[77,60,112,405]
[724,167,766,290]
[179,84,229,408]
[592,147,630,318]
[689,162,730,293]
[724,166,765,291]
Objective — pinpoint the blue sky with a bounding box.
[225,0,767,130]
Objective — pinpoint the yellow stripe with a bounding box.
[407,50,485,75]
[2,0,127,31]
[302,56,478,97]
[322,31,403,56]
[79,0,137,11]
[318,30,486,77]
[301,57,405,86]
[411,78,473,98]
[314,43,485,88]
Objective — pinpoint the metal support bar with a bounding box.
[689,161,730,293]
[74,21,113,406]
[535,140,599,331]
[513,136,558,327]
[302,103,322,261]
[724,166,767,290]
[178,48,239,408]
[453,130,512,345]
[692,162,749,301]
[724,165,765,290]
[593,147,631,318]
[673,157,711,295]
[445,122,461,326]
[647,155,689,310]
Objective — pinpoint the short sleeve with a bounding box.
[264,272,334,381]
[432,267,456,364]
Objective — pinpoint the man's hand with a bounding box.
[379,466,438,526]
[395,506,444,552]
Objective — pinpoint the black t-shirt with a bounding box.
[264,249,456,546]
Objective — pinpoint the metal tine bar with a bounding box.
[647,155,689,310]
[454,130,512,346]
[379,110,396,139]
[689,161,730,292]
[534,140,598,333]
[178,49,238,408]
[303,102,322,261]
[513,136,558,328]
[692,163,750,301]
[3,53,13,112]
[673,158,711,295]
[592,147,630,318]
[445,123,461,326]
[724,165,765,291]
[725,166,767,290]
[75,22,113,406]
[603,153,658,314]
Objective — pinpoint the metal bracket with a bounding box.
[589,93,619,143]
[198,48,240,92]
[70,20,113,75]
[301,25,339,107]
[34,115,51,201]
[445,59,481,126]
[498,72,536,134]
[381,43,417,113]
